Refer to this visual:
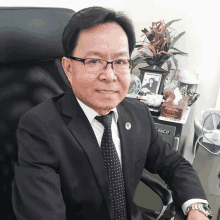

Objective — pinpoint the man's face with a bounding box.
[62,22,130,115]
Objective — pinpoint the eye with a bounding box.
[86,59,101,64]
[114,59,127,65]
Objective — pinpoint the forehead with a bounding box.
[84,50,129,58]
[73,22,129,57]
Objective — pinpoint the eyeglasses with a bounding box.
[68,56,133,72]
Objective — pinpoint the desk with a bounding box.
[153,106,192,155]
[134,105,195,213]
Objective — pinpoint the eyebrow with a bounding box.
[84,51,129,58]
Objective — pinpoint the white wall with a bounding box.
[0,0,125,11]
[3,0,220,119]
[123,0,220,119]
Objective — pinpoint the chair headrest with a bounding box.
[0,7,75,64]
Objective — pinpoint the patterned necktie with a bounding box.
[95,112,127,220]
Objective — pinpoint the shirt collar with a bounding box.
[76,97,118,123]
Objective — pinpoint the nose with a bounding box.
[105,61,114,69]
[99,63,117,82]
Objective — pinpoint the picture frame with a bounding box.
[139,65,168,95]
[141,72,162,95]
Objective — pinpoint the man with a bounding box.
[12,6,210,220]
[142,78,159,94]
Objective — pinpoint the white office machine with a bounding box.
[193,108,220,220]
[195,108,220,146]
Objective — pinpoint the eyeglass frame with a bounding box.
[67,56,133,71]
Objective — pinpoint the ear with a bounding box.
[62,56,73,83]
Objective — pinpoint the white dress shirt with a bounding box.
[76,97,208,215]
[76,97,122,165]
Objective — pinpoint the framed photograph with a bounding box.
[141,72,162,95]
[139,65,168,95]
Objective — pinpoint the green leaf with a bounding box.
[141,28,149,33]
[147,33,154,42]
[165,60,172,73]
[139,51,152,58]
[165,29,170,39]
[170,52,188,56]
[131,56,144,70]
[145,58,155,66]
[156,22,161,31]
[165,19,181,29]
[171,56,178,81]
[163,43,169,52]
[156,53,172,66]
[135,44,144,48]
[169,31,186,49]
[172,55,178,69]
[171,47,188,55]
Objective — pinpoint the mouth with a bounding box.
[96,90,116,94]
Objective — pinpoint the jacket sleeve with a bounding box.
[143,104,207,209]
[12,111,66,220]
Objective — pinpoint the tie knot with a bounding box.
[95,111,113,128]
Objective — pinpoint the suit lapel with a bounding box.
[117,103,135,220]
[61,90,137,220]
[61,89,112,219]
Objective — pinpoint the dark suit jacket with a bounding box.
[12,89,207,220]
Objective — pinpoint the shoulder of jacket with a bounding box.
[19,92,65,125]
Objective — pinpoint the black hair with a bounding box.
[62,6,136,57]
[149,78,155,82]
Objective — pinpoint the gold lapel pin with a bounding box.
[125,122,131,130]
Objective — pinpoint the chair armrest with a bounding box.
[140,169,172,206]
[174,207,187,220]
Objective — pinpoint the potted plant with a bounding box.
[132,19,188,95]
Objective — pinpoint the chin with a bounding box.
[91,99,119,112]
[97,101,118,110]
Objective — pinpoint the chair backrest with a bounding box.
[0,7,75,219]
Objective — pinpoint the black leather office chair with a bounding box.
[0,7,185,220]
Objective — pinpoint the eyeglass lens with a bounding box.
[84,59,131,72]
